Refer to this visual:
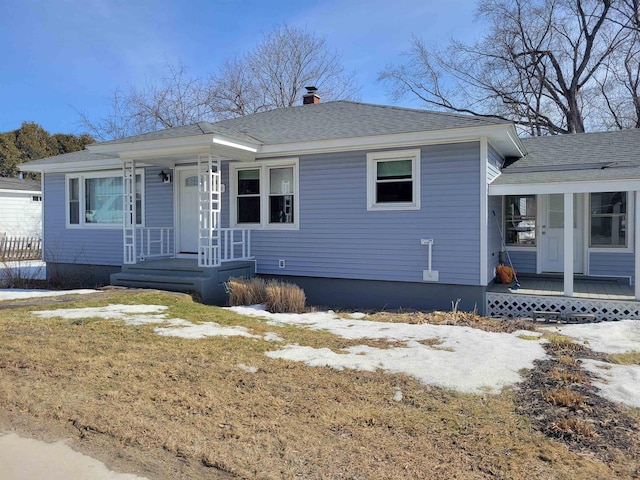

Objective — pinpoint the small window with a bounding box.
[505,195,536,246]
[31,195,42,202]
[590,192,627,247]
[367,149,420,210]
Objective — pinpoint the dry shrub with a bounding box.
[265,280,306,313]
[550,418,596,439]
[543,388,586,409]
[548,368,587,385]
[225,277,267,306]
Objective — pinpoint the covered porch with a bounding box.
[87,125,262,269]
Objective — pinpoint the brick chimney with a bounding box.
[303,86,320,105]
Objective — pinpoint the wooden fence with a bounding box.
[0,236,42,260]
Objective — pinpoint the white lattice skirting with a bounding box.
[486,292,640,322]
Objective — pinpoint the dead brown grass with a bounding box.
[0,290,637,479]
[225,277,267,305]
[226,277,306,313]
[608,352,640,365]
[543,388,587,410]
[265,280,306,313]
[550,418,597,439]
[548,368,588,385]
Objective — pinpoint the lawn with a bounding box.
[0,289,638,479]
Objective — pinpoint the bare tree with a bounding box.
[209,25,359,118]
[81,25,359,139]
[379,0,638,135]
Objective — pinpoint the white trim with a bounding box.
[587,190,633,253]
[212,137,258,152]
[229,158,300,230]
[366,149,421,211]
[65,169,145,229]
[479,138,488,286]
[490,179,640,196]
[0,189,42,195]
[259,124,524,158]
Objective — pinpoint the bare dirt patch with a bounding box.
[0,290,637,479]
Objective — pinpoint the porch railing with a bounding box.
[137,227,174,260]
[219,228,252,263]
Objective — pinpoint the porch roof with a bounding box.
[489,129,640,195]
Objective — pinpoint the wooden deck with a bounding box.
[487,276,634,301]
[486,275,639,321]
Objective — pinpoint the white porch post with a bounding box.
[635,191,640,300]
[123,159,137,264]
[563,193,574,297]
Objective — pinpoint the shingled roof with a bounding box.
[492,129,640,186]
[0,177,41,192]
[96,101,511,147]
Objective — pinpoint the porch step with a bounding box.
[110,259,255,305]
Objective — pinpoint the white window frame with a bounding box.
[230,158,299,230]
[366,149,421,211]
[587,191,633,252]
[65,169,145,229]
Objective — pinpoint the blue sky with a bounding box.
[1,0,480,135]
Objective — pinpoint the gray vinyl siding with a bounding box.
[589,251,634,282]
[43,167,172,266]
[508,250,537,273]
[487,144,503,183]
[246,142,483,285]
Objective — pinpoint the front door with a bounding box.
[177,168,199,254]
[540,194,583,273]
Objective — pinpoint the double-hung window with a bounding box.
[66,171,144,227]
[504,195,536,246]
[590,192,627,248]
[232,159,298,229]
[367,149,420,210]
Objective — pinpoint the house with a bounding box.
[0,176,42,237]
[18,92,640,319]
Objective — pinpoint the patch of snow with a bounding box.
[0,289,98,301]
[33,304,167,321]
[543,320,640,354]
[155,322,259,339]
[581,359,640,409]
[263,332,284,342]
[236,363,259,374]
[235,305,546,394]
[348,312,366,319]
[392,389,403,402]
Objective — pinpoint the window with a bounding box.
[505,195,536,246]
[231,159,298,229]
[590,192,627,247]
[67,171,143,227]
[367,149,420,210]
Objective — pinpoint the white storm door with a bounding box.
[540,194,583,273]
[177,169,199,254]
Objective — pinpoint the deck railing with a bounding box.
[137,227,174,260]
[220,228,252,262]
[0,235,42,260]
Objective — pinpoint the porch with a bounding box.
[486,275,640,321]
